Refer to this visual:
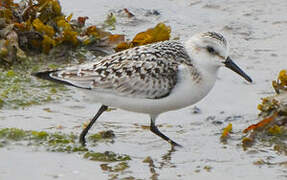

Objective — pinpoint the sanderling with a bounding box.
[33,32,252,147]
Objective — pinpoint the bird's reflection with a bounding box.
[159,146,177,169]
[144,146,178,180]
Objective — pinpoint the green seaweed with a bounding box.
[88,130,115,142]
[31,131,49,140]
[0,67,69,109]
[103,13,116,30]
[84,151,131,162]
[0,128,131,162]
[0,128,26,141]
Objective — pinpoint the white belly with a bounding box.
[81,65,217,115]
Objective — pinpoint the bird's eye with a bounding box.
[207,46,216,54]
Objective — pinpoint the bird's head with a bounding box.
[185,32,252,83]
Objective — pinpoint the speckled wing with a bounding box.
[49,41,192,99]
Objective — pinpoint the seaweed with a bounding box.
[0,128,131,162]
[0,68,70,109]
[88,130,115,143]
[84,151,131,162]
[0,0,124,64]
[115,23,171,52]
[220,123,232,143]
[242,70,287,152]
[1,0,171,64]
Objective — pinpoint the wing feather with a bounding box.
[49,41,191,99]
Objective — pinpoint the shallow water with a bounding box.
[1,0,287,179]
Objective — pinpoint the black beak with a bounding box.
[224,57,252,83]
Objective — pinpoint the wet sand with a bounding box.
[1,0,287,179]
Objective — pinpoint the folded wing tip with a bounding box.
[32,70,91,90]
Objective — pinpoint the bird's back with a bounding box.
[34,40,195,98]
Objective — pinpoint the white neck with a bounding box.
[184,39,220,78]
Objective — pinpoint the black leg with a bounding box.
[150,116,182,147]
[79,105,108,146]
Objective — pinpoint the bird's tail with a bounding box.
[32,70,59,81]
[32,70,91,89]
